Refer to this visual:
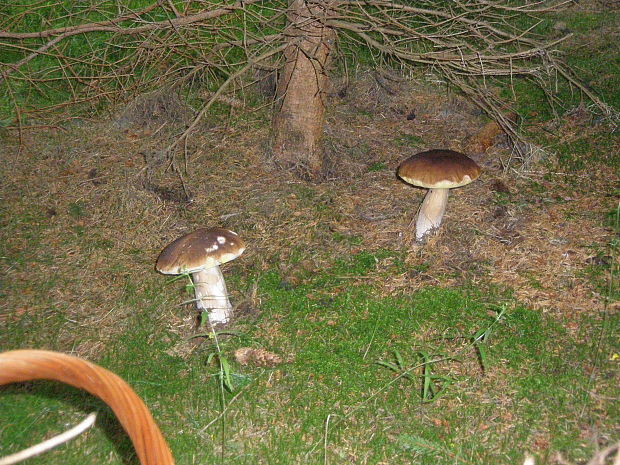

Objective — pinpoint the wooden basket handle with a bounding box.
[0,350,175,465]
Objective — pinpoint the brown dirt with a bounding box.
[0,74,617,356]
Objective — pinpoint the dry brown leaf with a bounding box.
[465,119,504,154]
[234,347,282,367]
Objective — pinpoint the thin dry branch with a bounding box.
[167,42,288,154]
[1,0,616,164]
[331,19,569,75]
[0,0,265,82]
[0,0,262,40]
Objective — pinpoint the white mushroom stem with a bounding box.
[192,266,232,326]
[415,188,449,241]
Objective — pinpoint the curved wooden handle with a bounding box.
[0,350,174,465]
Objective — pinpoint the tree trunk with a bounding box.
[272,0,335,180]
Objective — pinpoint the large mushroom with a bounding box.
[397,149,481,241]
[156,228,245,326]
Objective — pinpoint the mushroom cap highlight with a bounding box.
[397,149,481,189]
[156,228,245,275]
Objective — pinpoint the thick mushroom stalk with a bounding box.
[416,188,449,241]
[192,266,232,325]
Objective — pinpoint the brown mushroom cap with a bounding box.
[398,149,481,189]
[156,228,245,275]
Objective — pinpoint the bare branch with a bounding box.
[331,19,570,73]
[0,0,266,81]
[1,0,615,168]
[168,42,289,153]
[0,0,263,40]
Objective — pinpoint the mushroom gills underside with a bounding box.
[192,267,232,325]
[415,187,449,241]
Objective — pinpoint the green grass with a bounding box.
[2,247,617,464]
[1,191,617,462]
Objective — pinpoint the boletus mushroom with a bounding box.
[397,149,481,241]
[156,228,245,326]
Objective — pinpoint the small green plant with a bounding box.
[395,134,424,146]
[377,350,453,402]
[194,309,247,393]
[440,304,507,373]
[492,191,512,207]
[471,305,507,373]
[68,201,87,219]
[331,232,363,245]
[376,350,412,380]
[378,305,507,401]
[197,311,247,462]
[367,162,387,172]
[207,351,235,393]
[164,272,199,306]
[396,434,454,457]
[416,351,454,402]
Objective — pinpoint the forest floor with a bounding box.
[1,3,619,465]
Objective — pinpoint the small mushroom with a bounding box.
[397,149,481,241]
[156,228,245,326]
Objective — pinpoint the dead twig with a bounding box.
[0,413,97,465]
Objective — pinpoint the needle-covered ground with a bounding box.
[1,4,618,464]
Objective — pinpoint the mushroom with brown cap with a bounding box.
[397,149,481,241]
[156,227,245,326]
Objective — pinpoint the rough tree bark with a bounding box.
[272,0,336,180]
